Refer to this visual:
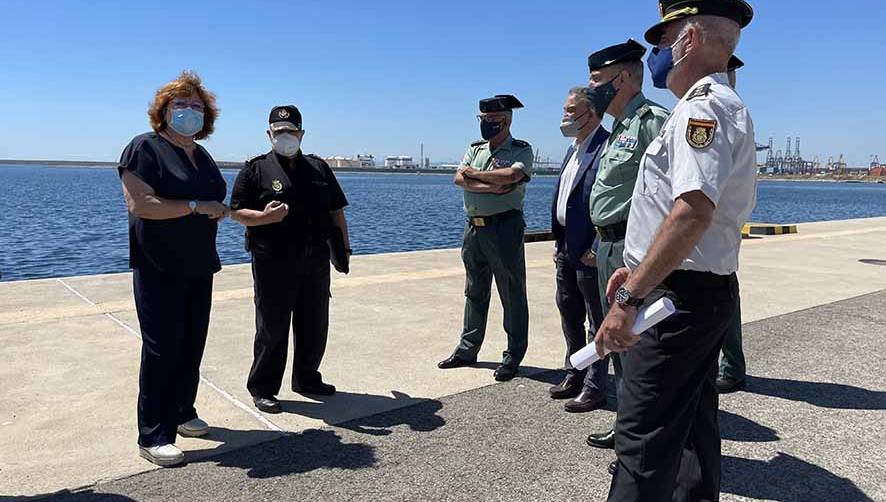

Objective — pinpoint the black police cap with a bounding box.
[645,0,754,44]
[269,105,302,131]
[727,54,744,72]
[479,94,524,113]
[587,39,647,73]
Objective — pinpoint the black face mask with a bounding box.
[480,119,504,140]
[591,76,620,114]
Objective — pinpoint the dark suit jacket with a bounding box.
[551,126,610,272]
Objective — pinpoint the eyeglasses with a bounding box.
[170,100,205,112]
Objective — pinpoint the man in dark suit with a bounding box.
[549,87,611,412]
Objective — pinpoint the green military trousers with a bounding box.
[718,300,746,382]
[456,211,529,369]
[594,238,625,399]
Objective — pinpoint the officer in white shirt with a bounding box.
[594,1,756,500]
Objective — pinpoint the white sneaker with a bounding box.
[177,418,210,438]
[139,444,185,467]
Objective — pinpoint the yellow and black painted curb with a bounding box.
[742,223,798,238]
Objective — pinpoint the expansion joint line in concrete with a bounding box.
[55,278,284,434]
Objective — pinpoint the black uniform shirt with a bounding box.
[230,151,348,255]
[118,132,227,276]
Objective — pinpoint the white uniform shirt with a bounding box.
[623,73,756,275]
[556,126,600,226]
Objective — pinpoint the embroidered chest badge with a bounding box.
[271,179,283,192]
[686,119,717,149]
[615,135,638,150]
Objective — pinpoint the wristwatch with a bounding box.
[188,200,198,213]
[615,286,644,309]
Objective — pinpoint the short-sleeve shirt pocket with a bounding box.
[638,137,668,196]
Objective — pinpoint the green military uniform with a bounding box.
[589,92,668,394]
[456,134,534,370]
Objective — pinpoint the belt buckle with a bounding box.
[472,217,486,227]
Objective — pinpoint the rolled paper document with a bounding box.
[569,297,676,371]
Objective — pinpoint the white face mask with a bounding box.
[272,133,301,157]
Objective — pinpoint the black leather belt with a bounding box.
[663,270,737,290]
[468,209,521,228]
[595,221,628,242]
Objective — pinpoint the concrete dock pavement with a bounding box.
[1,216,886,499]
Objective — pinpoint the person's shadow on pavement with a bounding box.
[722,452,874,501]
[745,375,886,410]
[281,390,446,436]
[718,409,779,442]
[198,428,377,479]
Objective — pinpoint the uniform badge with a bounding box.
[686,119,716,149]
[615,135,638,150]
[687,84,711,100]
[271,179,283,192]
[277,109,290,119]
[491,158,513,168]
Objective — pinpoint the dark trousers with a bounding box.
[718,300,746,382]
[247,250,331,398]
[554,251,606,392]
[456,212,529,368]
[608,271,739,502]
[133,267,213,447]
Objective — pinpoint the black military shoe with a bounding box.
[586,428,616,449]
[564,390,605,413]
[549,374,583,400]
[608,460,618,476]
[493,365,518,382]
[437,354,477,369]
[252,396,282,414]
[716,377,747,394]
[293,381,336,396]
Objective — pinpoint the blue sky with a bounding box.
[0,0,884,167]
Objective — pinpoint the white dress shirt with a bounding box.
[556,125,600,226]
[623,73,756,275]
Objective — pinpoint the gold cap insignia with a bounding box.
[277,109,290,119]
[686,118,716,149]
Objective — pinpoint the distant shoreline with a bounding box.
[2,160,882,182]
[0,159,561,176]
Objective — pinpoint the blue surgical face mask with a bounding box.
[647,32,689,89]
[169,107,204,137]
[480,119,504,140]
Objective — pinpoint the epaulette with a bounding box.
[306,153,331,167]
[470,139,488,147]
[687,84,712,101]
[636,103,652,118]
[511,139,531,148]
[246,152,269,164]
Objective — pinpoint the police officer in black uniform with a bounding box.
[230,105,350,414]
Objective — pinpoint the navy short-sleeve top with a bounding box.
[118,132,227,276]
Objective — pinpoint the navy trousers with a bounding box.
[133,266,213,447]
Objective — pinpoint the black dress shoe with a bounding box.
[716,377,747,394]
[293,381,336,396]
[549,374,583,399]
[493,365,518,382]
[437,354,477,369]
[253,396,281,414]
[586,428,616,449]
[608,460,618,476]
[564,390,605,413]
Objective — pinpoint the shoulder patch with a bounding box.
[470,139,488,147]
[686,118,717,149]
[687,84,712,101]
[511,139,531,148]
[246,152,269,164]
